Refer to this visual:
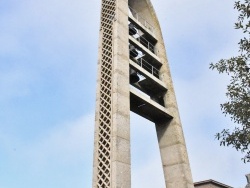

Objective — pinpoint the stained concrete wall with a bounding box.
[94,0,194,187]
[129,1,194,188]
[111,0,131,187]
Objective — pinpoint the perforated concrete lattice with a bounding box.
[96,0,116,187]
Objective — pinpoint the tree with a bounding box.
[209,0,250,163]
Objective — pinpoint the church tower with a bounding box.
[92,0,194,187]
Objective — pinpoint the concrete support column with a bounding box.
[156,45,194,188]
[111,0,131,187]
[246,174,250,188]
[156,120,194,188]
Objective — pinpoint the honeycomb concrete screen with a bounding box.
[92,0,194,187]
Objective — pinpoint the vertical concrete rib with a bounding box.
[111,1,131,187]
[93,0,130,187]
[138,1,194,187]
[93,0,117,187]
[128,0,194,187]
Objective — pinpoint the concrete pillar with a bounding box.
[111,1,131,187]
[93,0,130,187]
[246,174,250,188]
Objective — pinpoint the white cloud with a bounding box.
[154,0,239,38]
[0,34,26,55]
[0,114,94,188]
[0,0,101,71]
[170,37,250,188]
[0,0,101,103]
[188,130,250,187]
[174,68,230,129]
[131,113,165,187]
[132,156,165,188]
[0,113,94,187]
[0,68,34,101]
[22,113,94,167]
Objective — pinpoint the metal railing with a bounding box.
[129,48,159,78]
[136,57,159,78]
[135,35,155,54]
[129,6,155,34]
[129,23,156,55]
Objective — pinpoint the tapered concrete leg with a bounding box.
[156,120,194,188]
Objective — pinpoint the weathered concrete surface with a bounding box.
[93,0,130,187]
[246,174,250,188]
[128,0,194,187]
[93,0,194,187]
[111,0,131,187]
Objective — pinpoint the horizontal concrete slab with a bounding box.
[130,87,172,123]
[129,35,162,68]
[130,60,167,96]
[128,15,157,43]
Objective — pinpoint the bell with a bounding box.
[129,44,138,58]
[130,68,140,84]
[129,23,137,35]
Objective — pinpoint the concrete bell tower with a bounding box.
[92,0,194,187]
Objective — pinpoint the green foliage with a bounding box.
[210,0,250,163]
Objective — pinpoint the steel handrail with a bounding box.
[135,35,155,54]
[129,6,155,34]
[130,49,159,78]
[137,57,159,78]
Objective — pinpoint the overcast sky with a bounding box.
[0,0,249,188]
